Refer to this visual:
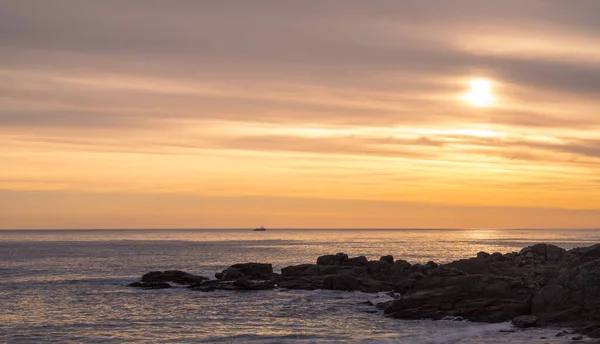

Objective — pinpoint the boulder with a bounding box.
[317,253,348,265]
[477,251,491,259]
[219,268,245,281]
[512,315,538,328]
[380,255,394,265]
[545,244,566,261]
[345,256,369,266]
[520,244,565,261]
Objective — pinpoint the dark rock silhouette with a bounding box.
[141,270,208,285]
[128,243,600,337]
[512,315,538,328]
[379,255,394,265]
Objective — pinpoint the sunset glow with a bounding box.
[1,1,599,229]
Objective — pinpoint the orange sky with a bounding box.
[1,1,599,229]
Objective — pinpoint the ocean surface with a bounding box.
[1,228,599,343]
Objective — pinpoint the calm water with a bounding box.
[1,228,599,343]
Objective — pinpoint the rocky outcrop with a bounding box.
[383,243,600,337]
[128,270,209,288]
[276,253,395,292]
[128,243,600,337]
[384,272,532,322]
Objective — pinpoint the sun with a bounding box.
[463,79,494,107]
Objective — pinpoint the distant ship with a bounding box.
[253,226,266,231]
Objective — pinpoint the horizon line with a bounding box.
[1,227,598,231]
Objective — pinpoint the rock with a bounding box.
[317,253,348,266]
[189,280,235,292]
[380,255,394,265]
[531,285,569,316]
[578,244,600,264]
[425,261,438,269]
[534,259,600,324]
[219,268,245,281]
[576,324,600,338]
[442,257,489,275]
[128,281,172,289]
[519,246,532,255]
[385,273,533,322]
[390,259,412,280]
[346,256,368,266]
[545,244,566,261]
[141,270,208,285]
[276,276,326,290]
[572,335,583,340]
[144,282,173,289]
[281,264,317,278]
[227,263,274,279]
[531,243,548,257]
[233,278,276,290]
[280,263,355,278]
[324,274,360,291]
[512,315,538,328]
[375,300,394,310]
[366,261,390,275]
[477,251,491,259]
[520,244,565,261]
[131,243,600,335]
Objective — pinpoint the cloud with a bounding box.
[1,1,599,228]
[1,0,599,99]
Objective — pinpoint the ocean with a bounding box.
[1,228,599,343]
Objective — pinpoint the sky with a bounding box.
[1,1,599,229]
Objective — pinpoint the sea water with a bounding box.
[1,228,599,343]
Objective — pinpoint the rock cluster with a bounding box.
[128,243,600,337]
[128,270,209,289]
